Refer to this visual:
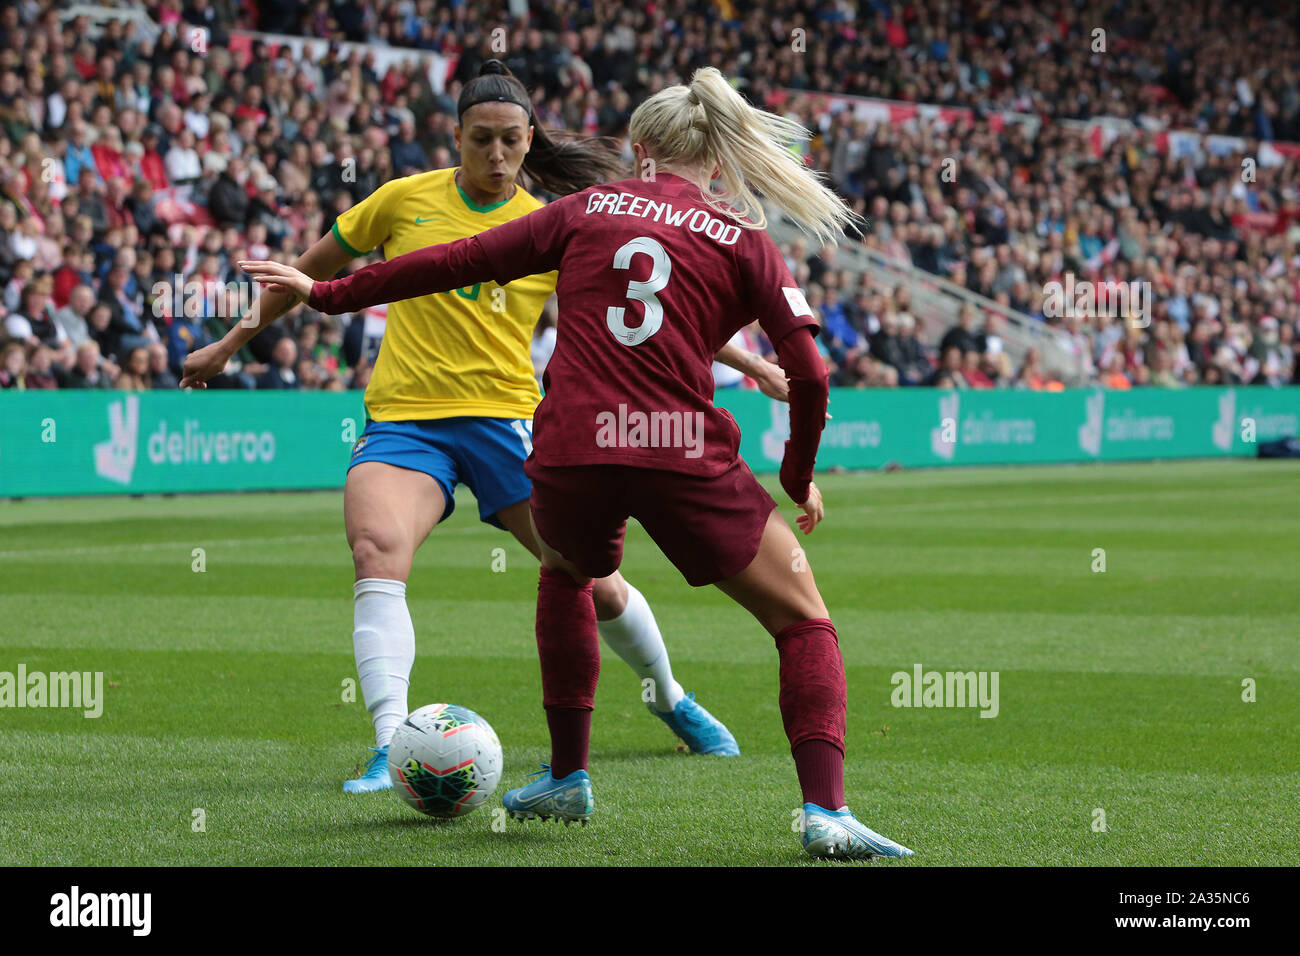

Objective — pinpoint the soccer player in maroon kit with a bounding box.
[242,67,913,859]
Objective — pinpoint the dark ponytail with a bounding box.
[458,59,626,196]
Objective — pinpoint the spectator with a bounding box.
[167,304,212,377]
[24,344,59,389]
[928,346,969,388]
[895,313,934,385]
[52,245,91,308]
[1015,349,1052,391]
[806,241,836,287]
[208,156,251,228]
[940,306,981,358]
[349,357,373,391]
[114,346,150,390]
[147,342,178,389]
[1150,351,1183,388]
[58,340,113,388]
[138,125,170,191]
[124,178,164,240]
[63,121,98,187]
[98,262,150,353]
[962,350,995,389]
[869,310,908,379]
[389,118,427,176]
[5,280,68,358]
[1249,317,1292,386]
[85,301,124,364]
[91,126,128,182]
[164,127,202,198]
[258,336,299,389]
[819,287,861,354]
[313,318,344,372]
[1102,355,1133,390]
[0,342,25,388]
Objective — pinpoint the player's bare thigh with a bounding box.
[714,509,829,636]
[494,499,625,615]
[344,461,447,583]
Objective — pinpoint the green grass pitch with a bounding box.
[1,459,1296,866]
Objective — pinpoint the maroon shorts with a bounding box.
[525,456,777,587]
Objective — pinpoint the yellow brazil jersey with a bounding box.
[331,167,557,422]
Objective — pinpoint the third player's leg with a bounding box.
[496,498,691,716]
[496,487,737,754]
[714,508,830,636]
[494,498,627,618]
[716,506,846,816]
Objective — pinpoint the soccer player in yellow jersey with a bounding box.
[182,61,788,793]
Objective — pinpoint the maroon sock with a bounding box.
[792,739,845,810]
[773,618,848,808]
[535,567,600,778]
[545,708,591,780]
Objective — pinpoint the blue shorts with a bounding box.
[348,417,535,529]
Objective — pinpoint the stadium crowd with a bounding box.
[1,0,1298,394]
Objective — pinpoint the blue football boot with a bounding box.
[343,745,392,794]
[649,692,740,756]
[502,765,594,825]
[800,803,914,860]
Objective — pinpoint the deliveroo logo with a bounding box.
[1078,390,1105,457]
[931,392,959,460]
[1212,389,1236,452]
[94,395,139,486]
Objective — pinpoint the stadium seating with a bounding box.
[0,0,1297,393]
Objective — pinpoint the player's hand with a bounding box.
[240,260,314,302]
[179,341,231,390]
[755,361,832,419]
[752,359,790,402]
[795,481,824,535]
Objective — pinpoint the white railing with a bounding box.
[765,211,1087,384]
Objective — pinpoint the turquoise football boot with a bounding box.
[343,745,392,794]
[502,765,594,824]
[800,803,914,860]
[649,692,740,756]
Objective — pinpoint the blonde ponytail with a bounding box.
[627,67,856,245]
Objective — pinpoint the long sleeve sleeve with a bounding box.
[774,326,828,504]
[308,195,573,316]
[308,235,496,315]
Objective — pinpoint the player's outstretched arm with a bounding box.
[245,201,569,317]
[243,234,499,316]
[179,233,354,389]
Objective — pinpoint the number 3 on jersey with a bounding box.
[607,236,671,346]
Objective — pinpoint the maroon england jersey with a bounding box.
[309,172,820,477]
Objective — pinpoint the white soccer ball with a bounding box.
[387,703,504,818]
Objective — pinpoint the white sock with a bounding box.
[596,582,684,713]
[352,577,416,748]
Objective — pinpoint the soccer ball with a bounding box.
[387,703,503,818]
